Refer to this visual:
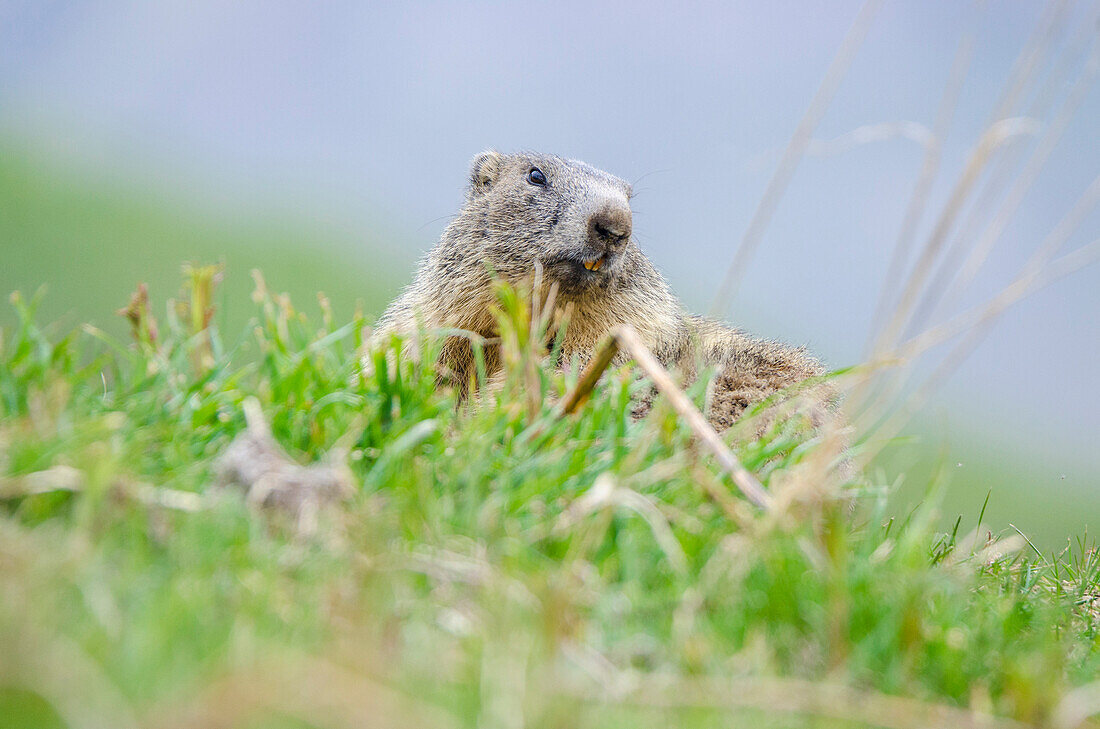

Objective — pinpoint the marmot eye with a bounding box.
[527,167,547,186]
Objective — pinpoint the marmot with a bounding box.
[375,150,826,430]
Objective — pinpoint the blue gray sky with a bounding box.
[2,1,1099,483]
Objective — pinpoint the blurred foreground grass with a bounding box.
[1,272,1099,728]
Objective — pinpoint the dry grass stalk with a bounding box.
[840,35,1100,467]
[869,116,1041,359]
[867,35,973,347]
[554,334,621,417]
[554,472,690,575]
[0,465,204,513]
[847,0,1086,426]
[855,232,1100,456]
[710,0,884,317]
[556,324,772,511]
[910,43,1100,338]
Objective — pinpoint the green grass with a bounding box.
[1,273,1098,729]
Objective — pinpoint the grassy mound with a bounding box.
[1,272,1098,729]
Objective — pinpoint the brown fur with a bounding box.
[374,150,827,429]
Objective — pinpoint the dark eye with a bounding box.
[527,167,547,186]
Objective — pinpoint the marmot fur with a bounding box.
[375,150,826,429]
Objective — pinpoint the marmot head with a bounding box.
[454,150,635,298]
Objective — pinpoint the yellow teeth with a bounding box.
[583,257,605,271]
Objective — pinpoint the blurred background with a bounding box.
[1,1,1097,548]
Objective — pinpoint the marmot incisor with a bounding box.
[375,150,826,430]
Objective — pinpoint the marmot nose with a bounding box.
[588,203,632,251]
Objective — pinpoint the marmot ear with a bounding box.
[469,150,503,197]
